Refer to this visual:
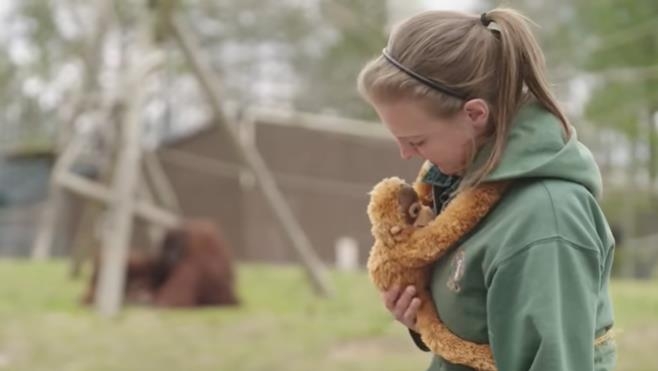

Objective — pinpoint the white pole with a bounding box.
[94,35,163,317]
[335,236,359,272]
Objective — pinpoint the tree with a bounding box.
[292,0,388,119]
[576,1,658,199]
[498,0,658,202]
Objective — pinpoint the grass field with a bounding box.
[0,260,656,371]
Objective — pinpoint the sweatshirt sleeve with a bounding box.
[486,238,601,371]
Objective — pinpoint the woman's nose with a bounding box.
[398,143,417,160]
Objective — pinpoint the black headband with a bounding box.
[381,48,468,100]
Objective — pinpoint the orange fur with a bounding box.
[367,175,510,371]
[413,160,435,207]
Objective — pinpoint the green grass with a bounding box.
[606,280,658,371]
[0,260,656,371]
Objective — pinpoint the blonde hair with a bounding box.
[357,8,570,188]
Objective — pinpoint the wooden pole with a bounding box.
[170,15,333,297]
[56,171,179,228]
[94,43,164,317]
[69,199,102,278]
[69,105,121,278]
[94,109,141,315]
[31,137,85,260]
[144,151,181,212]
[138,177,167,251]
[32,0,116,260]
[31,189,67,260]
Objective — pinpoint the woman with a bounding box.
[357,8,616,371]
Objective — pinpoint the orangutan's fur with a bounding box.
[367,175,509,371]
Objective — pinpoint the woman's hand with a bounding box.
[381,285,421,332]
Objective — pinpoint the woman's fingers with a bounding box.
[393,285,416,321]
[381,285,400,311]
[403,297,422,331]
[380,285,421,330]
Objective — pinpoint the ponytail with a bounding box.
[463,8,571,188]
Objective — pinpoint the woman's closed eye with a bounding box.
[409,139,426,148]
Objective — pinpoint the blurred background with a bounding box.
[0,0,657,370]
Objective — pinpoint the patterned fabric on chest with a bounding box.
[422,165,461,212]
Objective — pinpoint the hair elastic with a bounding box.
[381,48,468,100]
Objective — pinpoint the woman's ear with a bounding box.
[463,99,490,135]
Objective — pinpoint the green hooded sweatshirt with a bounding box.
[416,102,616,371]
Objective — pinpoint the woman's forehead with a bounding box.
[374,100,448,138]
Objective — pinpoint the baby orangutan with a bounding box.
[393,181,436,232]
[367,176,508,371]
